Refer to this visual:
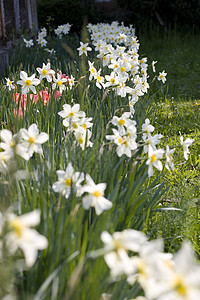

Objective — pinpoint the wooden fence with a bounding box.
[0,0,38,77]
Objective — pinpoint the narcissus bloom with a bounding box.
[23,38,34,48]
[6,210,48,267]
[52,163,84,198]
[146,146,164,177]
[36,62,55,82]
[180,136,194,160]
[17,71,40,95]
[101,229,147,276]
[58,103,85,124]
[158,70,167,83]
[82,174,112,215]
[20,123,49,158]
[77,42,92,56]
[5,77,15,91]
[52,73,67,94]
[0,129,29,161]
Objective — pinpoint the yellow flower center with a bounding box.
[57,80,63,86]
[118,119,125,126]
[103,56,107,60]
[42,69,48,75]
[79,137,84,144]
[91,68,95,73]
[173,275,187,296]
[82,47,86,51]
[115,64,119,68]
[118,137,123,144]
[28,137,35,143]
[83,124,87,129]
[111,78,115,84]
[65,178,72,186]
[151,154,157,162]
[97,75,101,82]
[25,80,31,86]
[10,219,23,237]
[9,81,12,85]
[160,74,163,79]
[69,112,75,117]
[124,140,128,146]
[72,123,78,129]
[92,190,101,197]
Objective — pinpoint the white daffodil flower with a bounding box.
[17,71,40,95]
[180,136,194,160]
[20,124,49,158]
[52,73,67,93]
[158,70,167,83]
[6,210,48,267]
[0,129,29,161]
[58,103,85,125]
[77,42,92,56]
[101,229,147,277]
[165,145,175,171]
[23,38,34,48]
[74,128,93,150]
[36,62,55,82]
[82,174,112,215]
[104,71,119,88]
[141,119,155,138]
[147,242,200,300]
[106,128,137,158]
[143,133,163,154]
[146,146,164,177]
[111,112,135,135]
[5,78,15,91]
[88,60,97,81]
[52,162,84,198]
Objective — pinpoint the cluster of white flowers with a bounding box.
[58,103,93,150]
[0,210,48,267]
[0,124,48,173]
[98,229,200,300]
[54,23,71,39]
[85,22,167,115]
[106,112,137,158]
[5,62,75,95]
[105,114,193,177]
[36,27,48,47]
[52,163,112,215]
[142,118,194,176]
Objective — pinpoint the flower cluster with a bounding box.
[106,115,193,177]
[0,124,49,173]
[52,163,112,215]
[58,103,93,150]
[54,23,71,39]
[86,21,167,113]
[106,112,137,158]
[36,27,48,47]
[99,229,200,300]
[5,62,75,117]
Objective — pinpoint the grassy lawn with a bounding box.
[137,26,200,254]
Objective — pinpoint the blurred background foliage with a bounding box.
[37,0,200,33]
